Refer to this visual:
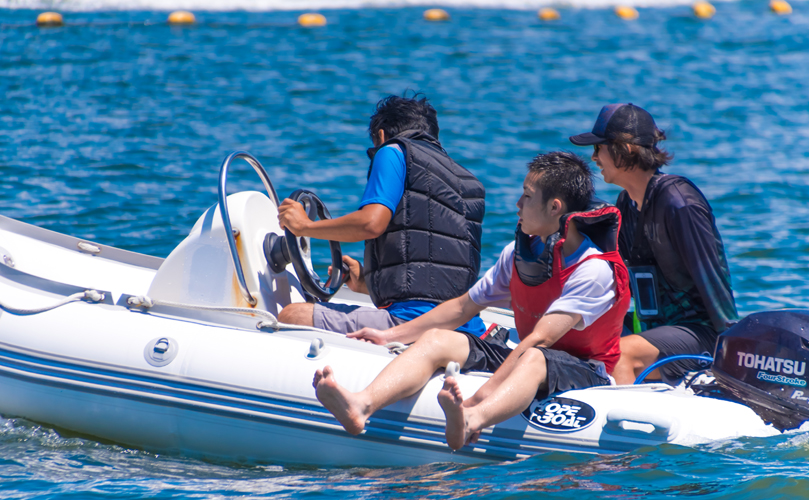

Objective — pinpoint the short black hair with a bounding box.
[527,152,594,213]
[368,93,440,143]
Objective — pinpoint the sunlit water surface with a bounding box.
[2,3,809,498]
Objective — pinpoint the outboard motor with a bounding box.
[712,310,809,431]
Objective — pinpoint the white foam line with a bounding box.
[1,0,741,13]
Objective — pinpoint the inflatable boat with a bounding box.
[0,152,802,466]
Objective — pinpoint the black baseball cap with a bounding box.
[569,103,659,147]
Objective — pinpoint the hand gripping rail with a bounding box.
[217,151,281,307]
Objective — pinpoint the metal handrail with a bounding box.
[217,151,281,307]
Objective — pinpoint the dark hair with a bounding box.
[368,93,440,143]
[606,129,673,172]
[527,151,594,213]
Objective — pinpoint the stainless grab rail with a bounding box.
[217,151,281,307]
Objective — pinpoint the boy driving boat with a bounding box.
[277,94,486,337]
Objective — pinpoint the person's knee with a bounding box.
[518,348,546,369]
[278,303,314,326]
[619,334,658,368]
[413,328,468,364]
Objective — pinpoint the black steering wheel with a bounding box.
[264,189,346,302]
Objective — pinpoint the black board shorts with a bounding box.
[461,329,611,400]
[534,347,611,400]
[638,323,717,382]
[461,327,513,374]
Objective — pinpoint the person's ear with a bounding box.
[377,129,386,145]
[550,198,564,216]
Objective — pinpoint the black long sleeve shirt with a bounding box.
[617,172,739,333]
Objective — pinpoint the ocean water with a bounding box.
[2,2,809,497]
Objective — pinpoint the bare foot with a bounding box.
[438,376,473,451]
[314,366,370,435]
[313,368,325,389]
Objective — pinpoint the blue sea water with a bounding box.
[2,2,809,497]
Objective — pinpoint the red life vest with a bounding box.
[508,205,631,374]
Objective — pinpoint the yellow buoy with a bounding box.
[692,1,716,19]
[36,12,63,27]
[423,8,450,21]
[167,11,196,24]
[538,8,561,20]
[298,13,327,27]
[770,0,792,15]
[614,5,639,19]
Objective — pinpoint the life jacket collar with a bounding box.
[514,198,621,287]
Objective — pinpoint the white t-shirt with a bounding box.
[468,234,616,331]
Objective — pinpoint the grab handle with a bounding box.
[217,151,280,306]
[603,409,677,439]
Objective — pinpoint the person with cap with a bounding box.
[570,103,739,385]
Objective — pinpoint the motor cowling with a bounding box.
[712,310,809,431]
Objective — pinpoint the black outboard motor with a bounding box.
[712,310,809,431]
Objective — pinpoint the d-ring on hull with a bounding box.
[0,195,778,466]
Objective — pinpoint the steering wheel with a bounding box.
[264,189,346,302]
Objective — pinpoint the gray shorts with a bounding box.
[313,302,407,334]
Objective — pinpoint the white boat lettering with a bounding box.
[737,351,806,376]
[757,372,807,387]
[534,403,587,428]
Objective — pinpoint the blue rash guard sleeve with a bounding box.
[359,145,406,213]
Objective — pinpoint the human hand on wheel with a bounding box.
[278,199,310,235]
[329,255,367,294]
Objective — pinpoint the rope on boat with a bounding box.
[384,342,408,354]
[127,295,282,330]
[126,295,344,337]
[0,290,105,316]
[0,289,405,344]
[124,295,410,349]
[125,293,414,363]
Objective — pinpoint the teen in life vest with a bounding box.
[312,152,630,451]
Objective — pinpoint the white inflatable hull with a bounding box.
[0,193,779,466]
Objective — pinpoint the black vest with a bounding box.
[364,131,485,308]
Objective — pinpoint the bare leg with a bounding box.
[462,343,533,408]
[613,334,661,385]
[278,303,314,326]
[462,356,517,409]
[440,348,548,450]
[315,328,471,435]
